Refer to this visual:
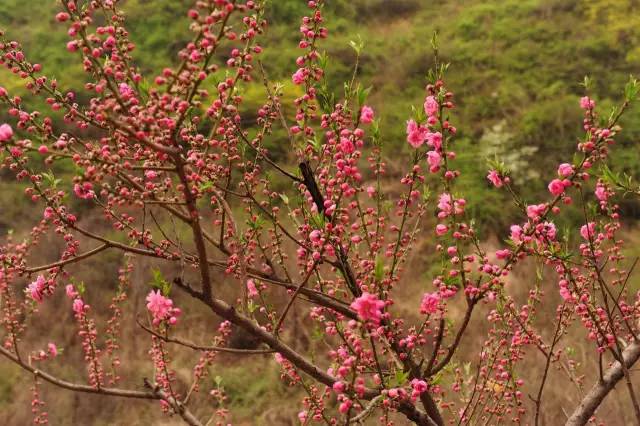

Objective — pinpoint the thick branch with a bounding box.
[565,340,640,426]
[143,379,203,426]
[137,319,274,354]
[24,244,109,273]
[0,345,155,399]
[0,345,202,425]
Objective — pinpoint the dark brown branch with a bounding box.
[0,344,155,399]
[143,379,203,426]
[24,244,109,273]
[137,319,274,354]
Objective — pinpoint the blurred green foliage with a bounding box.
[1,0,640,234]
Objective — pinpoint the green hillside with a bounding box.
[2,0,639,234]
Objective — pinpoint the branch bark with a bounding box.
[565,340,640,426]
[0,345,202,426]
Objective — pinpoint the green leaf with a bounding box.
[150,268,171,296]
[349,35,363,55]
[358,86,372,108]
[390,369,410,387]
[374,255,384,282]
[624,75,639,102]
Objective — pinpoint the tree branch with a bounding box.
[565,340,640,426]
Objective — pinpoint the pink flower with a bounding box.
[43,207,54,220]
[426,150,442,172]
[72,298,85,314]
[420,292,440,314]
[350,292,385,324]
[38,145,49,154]
[540,221,557,241]
[66,40,79,52]
[55,12,69,22]
[27,275,46,303]
[309,229,321,242]
[548,179,565,196]
[339,137,355,154]
[426,131,442,150]
[438,193,452,215]
[338,400,352,414]
[595,184,608,201]
[559,286,572,301]
[558,163,573,177]
[435,224,448,236]
[118,83,134,99]
[366,186,376,197]
[424,96,438,117]
[47,343,58,357]
[292,68,305,85]
[360,105,374,124]
[65,284,77,299]
[580,222,596,240]
[406,120,427,148]
[411,379,428,394]
[580,96,593,110]
[510,225,523,242]
[495,249,511,260]
[146,290,173,322]
[74,182,95,200]
[332,381,346,393]
[526,204,546,219]
[487,170,503,188]
[0,124,13,142]
[247,279,259,298]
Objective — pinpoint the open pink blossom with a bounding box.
[74,182,95,200]
[350,292,385,324]
[580,96,594,110]
[426,150,442,172]
[548,179,565,196]
[247,279,259,298]
[360,105,374,124]
[437,193,452,215]
[27,275,46,303]
[406,120,427,148]
[510,225,523,242]
[65,284,78,299]
[420,292,440,314]
[48,343,58,357]
[118,83,134,99]
[426,131,442,150]
[526,203,546,219]
[339,137,355,154]
[146,290,173,322]
[580,222,596,240]
[595,184,608,201]
[292,68,305,85]
[487,170,503,188]
[424,95,438,117]
[0,123,13,142]
[495,249,511,260]
[146,290,181,325]
[558,163,573,177]
[72,298,85,314]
